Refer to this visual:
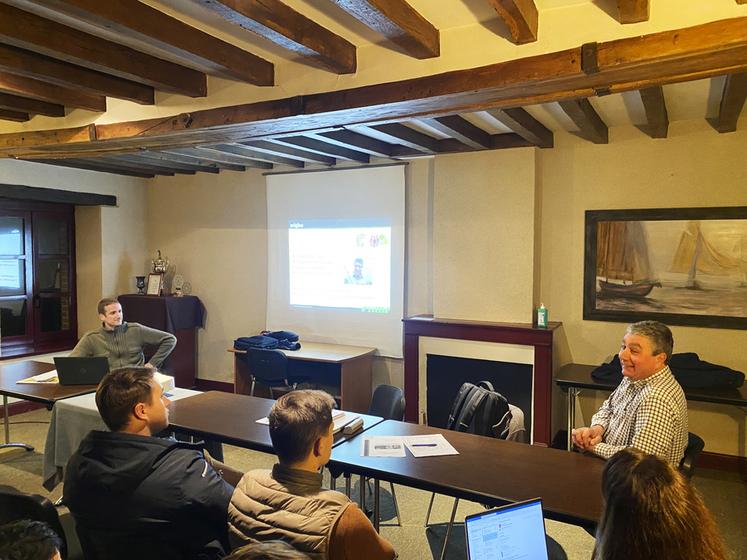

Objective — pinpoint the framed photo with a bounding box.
[146,273,163,296]
[583,206,747,329]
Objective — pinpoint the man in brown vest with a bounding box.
[228,390,396,560]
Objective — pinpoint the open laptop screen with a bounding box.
[465,498,549,560]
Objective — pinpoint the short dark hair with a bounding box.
[224,540,309,560]
[95,367,154,431]
[97,297,120,315]
[626,320,674,363]
[0,519,62,560]
[268,390,336,464]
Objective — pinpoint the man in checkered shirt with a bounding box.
[571,321,688,465]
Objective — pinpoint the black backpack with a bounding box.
[446,381,512,439]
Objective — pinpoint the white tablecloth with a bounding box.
[42,387,200,490]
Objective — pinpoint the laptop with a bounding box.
[53,357,110,386]
[465,498,549,560]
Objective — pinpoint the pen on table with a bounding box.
[411,443,438,447]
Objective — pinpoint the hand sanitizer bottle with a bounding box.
[537,303,548,329]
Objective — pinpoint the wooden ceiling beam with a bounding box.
[140,150,240,172]
[240,140,336,166]
[421,115,492,149]
[0,92,64,117]
[194,0,356,74]
[0,3,206,96]
[0,108,29,122]
[270,136,370,163]
[30,158,155,178]
[103,154,196,175]
[617,0,649,24]
[558,98,609,144]
[167,147,270,169]
[708,72,747,133]
[194,146,276,168]
[134,151,220,174]
[329,0,439,58]
[486,108,553,147]
[638,86,669,138]
[368,123,439,152]
[0,45,153,104]
[15,0,273,86]
[207,144,304,168]
[315,129,396,158]
[486,0,538,44]
[0,72,105,112]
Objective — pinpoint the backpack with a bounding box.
[446,381,512,439]
[233,336,279,351]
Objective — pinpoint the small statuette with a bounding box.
[172,274,185,297]
[152,250,169,274]
[135,276,146,295]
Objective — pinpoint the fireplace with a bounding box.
[403,315,558,445]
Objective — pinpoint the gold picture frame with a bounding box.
[146,273,163,296]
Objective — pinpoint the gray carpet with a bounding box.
[1,408,744,559]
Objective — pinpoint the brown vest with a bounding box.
[228,464,351,560]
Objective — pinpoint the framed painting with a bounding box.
[583,207,747,329]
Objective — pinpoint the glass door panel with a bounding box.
[0,211,32,346]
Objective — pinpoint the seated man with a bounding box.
[229,390,396,560]
[572,320,688,465]
[70,297,176,370]
[0,520,62,560]
[63,367,237,559]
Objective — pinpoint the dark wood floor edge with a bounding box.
[0,400,46,417]
[699,451,747,473]
[194,379,234,393]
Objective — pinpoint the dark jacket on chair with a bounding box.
[63,430,233,560]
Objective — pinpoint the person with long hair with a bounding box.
[595,448,727,560]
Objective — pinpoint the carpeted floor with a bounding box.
[1,407,744,559]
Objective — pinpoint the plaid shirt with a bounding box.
[591,365,688,465]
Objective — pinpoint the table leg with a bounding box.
[359,475,365,509]
[567,388,578,451]
[345,474,352,498]
[373,479,380,533]
[2,395,34,452]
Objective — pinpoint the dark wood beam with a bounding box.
[29,158,155,178]
[142,150,243,172]
[421,115,492,149]
[368,123,439,152]
[135,151,220,174]
[316,129,396,157]
[0,108,29,122]
[0,92,64,117]
[207,144,304,168]
[17,0,273,86]
[0,124,95,151]
[330,0,439,58]
[194,146,276,168]
[558,99,608,144]
[486,108,553,147]
[241,140,336,165]
[0,72,105,112]
[166,148,269,169]
[486,0,538,44]
[103,155,195,175]
[708,72,747,133]
[0,183,116,205]
[617,0,649,24]
[638,85,668,138]
[0,3,206,97]
[0,44,154,104]
[270,136,369,163]
[194,0,356,74]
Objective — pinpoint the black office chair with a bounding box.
[247,348,297,399]
[364,385,405,526]
[0,487,69,559]
[679,432,705,480]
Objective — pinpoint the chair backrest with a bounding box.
[368,384,405,420]
[248,348,289,385]
[679,432,705,480]
[0,487,68,559]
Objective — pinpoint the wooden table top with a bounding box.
[329,419,605,529]
[167,391,383,452]
[230,341,376,363]
[0,360,98,405]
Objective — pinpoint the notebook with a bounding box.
[464,498,549,560]
[53,357,110,386]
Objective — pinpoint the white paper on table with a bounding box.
[256,408,346,425]
[17,371,59,384]
[360,436,406,457]
[403,434,459,457]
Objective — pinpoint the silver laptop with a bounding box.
[53,357,110,386]
[465,498,549,560]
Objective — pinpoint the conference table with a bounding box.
[556,363,747,450]
[0,360,99,452]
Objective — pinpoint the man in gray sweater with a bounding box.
[70,297,176,370]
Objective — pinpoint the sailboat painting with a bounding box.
[584,208,747,329]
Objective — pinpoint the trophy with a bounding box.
[135,276,146,295]
[152,250,169,274]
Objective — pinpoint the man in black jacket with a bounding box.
[63,367,236,559]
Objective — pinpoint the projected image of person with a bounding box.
[344,257,372,285]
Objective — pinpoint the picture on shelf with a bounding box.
[146,273,163,296]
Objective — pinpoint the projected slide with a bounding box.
[289,219,391,312]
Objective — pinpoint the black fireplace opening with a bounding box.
[426,354,533,436]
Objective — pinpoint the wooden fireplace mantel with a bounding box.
[403,315,560,445]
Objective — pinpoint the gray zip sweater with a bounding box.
[69,322,176,369]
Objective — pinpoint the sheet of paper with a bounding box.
[360,436,406,457]
[256,408,346,425]
[17,371,59,384]
[403,434,459,457]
